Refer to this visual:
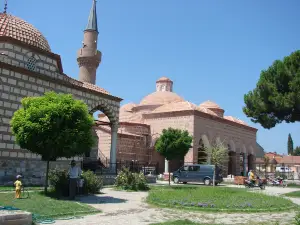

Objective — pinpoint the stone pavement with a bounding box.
[51,186,300,225]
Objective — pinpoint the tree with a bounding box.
[155,128,193,185]
[203,138,229,186]
[288,133,294,155]
[293,146,300,156]
[243,50,300,129]
[11,92,95,193]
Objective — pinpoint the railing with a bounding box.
[97,161,160,176]
[98,149,108,168]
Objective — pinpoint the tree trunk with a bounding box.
[168,160,171,186]
[44,160,50,193]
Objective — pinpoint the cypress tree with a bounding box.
[288,133,294,155]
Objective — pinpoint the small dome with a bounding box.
[199,100,222,109]
[197,106,218,116]
[156,77,172,82]
[120,103,137,112]
[152,101,197,113]
[224,116,248,126]
[139,91,184,106]
[0,13,51,52]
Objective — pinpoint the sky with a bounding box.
[7,0,300,154]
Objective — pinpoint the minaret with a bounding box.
[77,0,102,84]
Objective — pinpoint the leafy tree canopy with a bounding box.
[11,92,95,161]
[293,146,300,156]
[243,50,300,129]
[155,128,193,161]
[203,139,229,167]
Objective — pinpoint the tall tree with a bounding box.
[288,133,294,155]
[155,128,193,185]
[243,50,300,129]
[293,146,300,156]
[203,138,229,186]
[11,92,95,193]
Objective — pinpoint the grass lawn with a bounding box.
[0,191,99,219]
[0,186,43,192]
[287,183,300,188]
[147,186,298,212]
[284,191,300,198]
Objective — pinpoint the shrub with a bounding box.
[115,167,149,191]
[48,168,69,196]
[81,170,103,194]
[294,212,300,225]
[48,169,103,196]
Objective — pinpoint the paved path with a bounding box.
[52,185,300,225]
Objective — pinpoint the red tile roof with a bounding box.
[0,13,51,52]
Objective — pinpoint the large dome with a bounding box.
[139,91,184,106]
[0,13,51,52]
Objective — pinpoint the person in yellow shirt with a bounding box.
[14,175,22,199]
[249,170,256,185]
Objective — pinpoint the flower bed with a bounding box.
[147,186,298,212]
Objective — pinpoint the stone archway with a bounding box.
[248,154,255,171]
[227,143,236,177]
[87,100,120,169]
[89,100,118,124]
[197,134,210,164]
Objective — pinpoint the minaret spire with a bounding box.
[77,0,102,85]
[86,0,98,33]
[3,0,8,13]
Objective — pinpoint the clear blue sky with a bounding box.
[8,0,300,154]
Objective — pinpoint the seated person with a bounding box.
[249,170,256,184]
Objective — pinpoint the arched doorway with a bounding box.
[227,144,236,177]
[198,139,207,164]
[87,101,119,170]
[248,154,255,171]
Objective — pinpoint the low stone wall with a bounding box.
[0,158,71,186]
[0,210,32,225]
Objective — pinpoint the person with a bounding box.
[68,160,82,200]
[249,170,256,185]
[14,175,22,199]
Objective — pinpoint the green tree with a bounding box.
[243,50,300,129]
[203,138,229,186]
[155,128,193,185]
[11,92,95,193]
[293,146,300,156]
[288,133,294,155]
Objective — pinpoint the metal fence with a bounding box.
[84,160,160,176]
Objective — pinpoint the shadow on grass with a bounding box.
[37,190,127,204]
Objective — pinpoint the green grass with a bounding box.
[284,191,300,198]
[147,186,298,212]
[287,183,300,188]
[0,191,99,219]
[0,186,43,192]
[151,220,213,225]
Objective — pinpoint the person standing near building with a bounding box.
[68,160,82,200]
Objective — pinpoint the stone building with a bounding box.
[0,0,121,185]
[97,77,262,175]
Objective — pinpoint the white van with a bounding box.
[275,166,292,172]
